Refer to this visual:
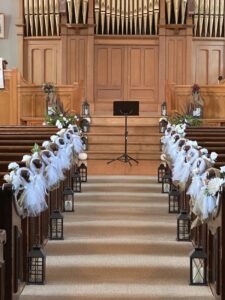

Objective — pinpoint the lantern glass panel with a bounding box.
[162,175,171,193]
[158,163,166,183]
[63,188,74,212]
[161,102,167,116]
[72,172,82,193]
[177,211,191,241]
[190,247,207,285]
[50,210,64,240]
[79,163,87,182]
[27,245,46,285]
[168,188,180,213]
[82,100,90,116]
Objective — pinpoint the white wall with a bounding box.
[0,0,19,68]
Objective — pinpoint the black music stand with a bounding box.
[107,100,139,166]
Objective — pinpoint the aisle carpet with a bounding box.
[20,176,214,300]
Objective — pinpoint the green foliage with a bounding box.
[45,106,80,129]
[169,112,202,127]
[31,143,41,154]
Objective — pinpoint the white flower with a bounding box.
[57,129,66,136]
[56,120,63,129]
[210,152,218,161]
[63,117,67,121]
[60,114,63,117]
[50,135,58,142]
[207,178,224,196]
[8,162,19,171]
[42,122,46,125]
[22,155,31,163]
[159,117,167,122]
[42,141,50,148]
[191,141,198,149]
[4,174,12,183]
[220,166,225,174]
[200,148,208,155]
[78,152,88,160]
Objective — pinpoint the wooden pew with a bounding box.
[0,126,73,300]
[185,126,225,298]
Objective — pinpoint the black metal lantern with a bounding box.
[168,187,180,213]
[162,173,171,193]
[82,99,90,116]
[78,163,87,182]
[63,187,75,212]
[177,210,191,241]
[72,171,82,192]
[190,247,207,285]
[161,101,167,116]
[49,209,64,240]
[159,119,168,134]
[81,119,90,133]
[27,245,46,284]
[81,135,88,151]
[158,163,166,183]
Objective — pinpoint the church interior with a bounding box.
[0,0,225,299]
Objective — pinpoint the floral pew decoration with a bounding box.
[3,121,86,217]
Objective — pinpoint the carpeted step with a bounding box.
[19,176,214,300]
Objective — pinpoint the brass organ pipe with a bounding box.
[111,0,116,34]
[219,0,224,37]
[209,0,215,37]
[101,0,106,34]
[67,0,73,24]
[24,0,29,36]
[148,0,153,35]
[121,0,125,35]
[138,0,143,34]
[129,0,133,34]
[154,0,159,34]
[204,0,209,37]
[106,0,111,34]
[55,0,60,35]
[38,0,44,36]
[133,0,138,34]
[125,0,129,35]
[181,0,187,25]
[143,1,147,34]
[95,0,100,33]
[194,0,199,36]
[166,0,171,24]
[214,0,219,37]
[199,0,204,36]
[82,0,89,24]
[116,0,121,34]
[29,0,34,36]
[173,0,180,25]
[34,0,39,36]
[49,0,55,36]
[74,0,81,24]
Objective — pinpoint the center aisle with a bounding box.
[20,176,214,300]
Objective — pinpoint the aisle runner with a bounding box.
[20,176,214,300]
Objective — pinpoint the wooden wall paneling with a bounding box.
[127,45,159,113]
[167,84,225,119]
[94,44,124,113]
[67,36,87,87]
[166,37,186,85]
[0,70,19,125]
[193,40,225,85]
[24,39,61,85]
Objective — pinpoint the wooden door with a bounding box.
[94,43,159,115]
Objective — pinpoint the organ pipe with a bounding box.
[166,0,171,24]
[214,0,219,37]
[173,0,180,24]
[194,0,199,36]
[82,0,88,24]
[95,0,100,33]
[101,0,106,34]
[209,0,215,37]
[154,0,159,34]
[106,0,111,34]
[181,0,187,25]
[148,0,153,35]
[199,0,204,36]
[111,0,116,34]
[138,0,143,34]
[29,0,34,36]
[204,0,210,37]
[143,1,148,35]
[116,0,121,34]
[219,0,224,37]
[39,0,44,36]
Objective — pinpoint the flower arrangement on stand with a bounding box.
[42,82,56,115]
[44,107,80,129]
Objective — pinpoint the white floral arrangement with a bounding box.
[220,166,225,178]
[205,177,224,196]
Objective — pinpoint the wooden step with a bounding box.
[87,134,160,144]
[89,126,160,134]
[90,115,160,126]
[87,151,160,160]
[88,144,160,152]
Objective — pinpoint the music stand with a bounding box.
[107,100,139,166]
